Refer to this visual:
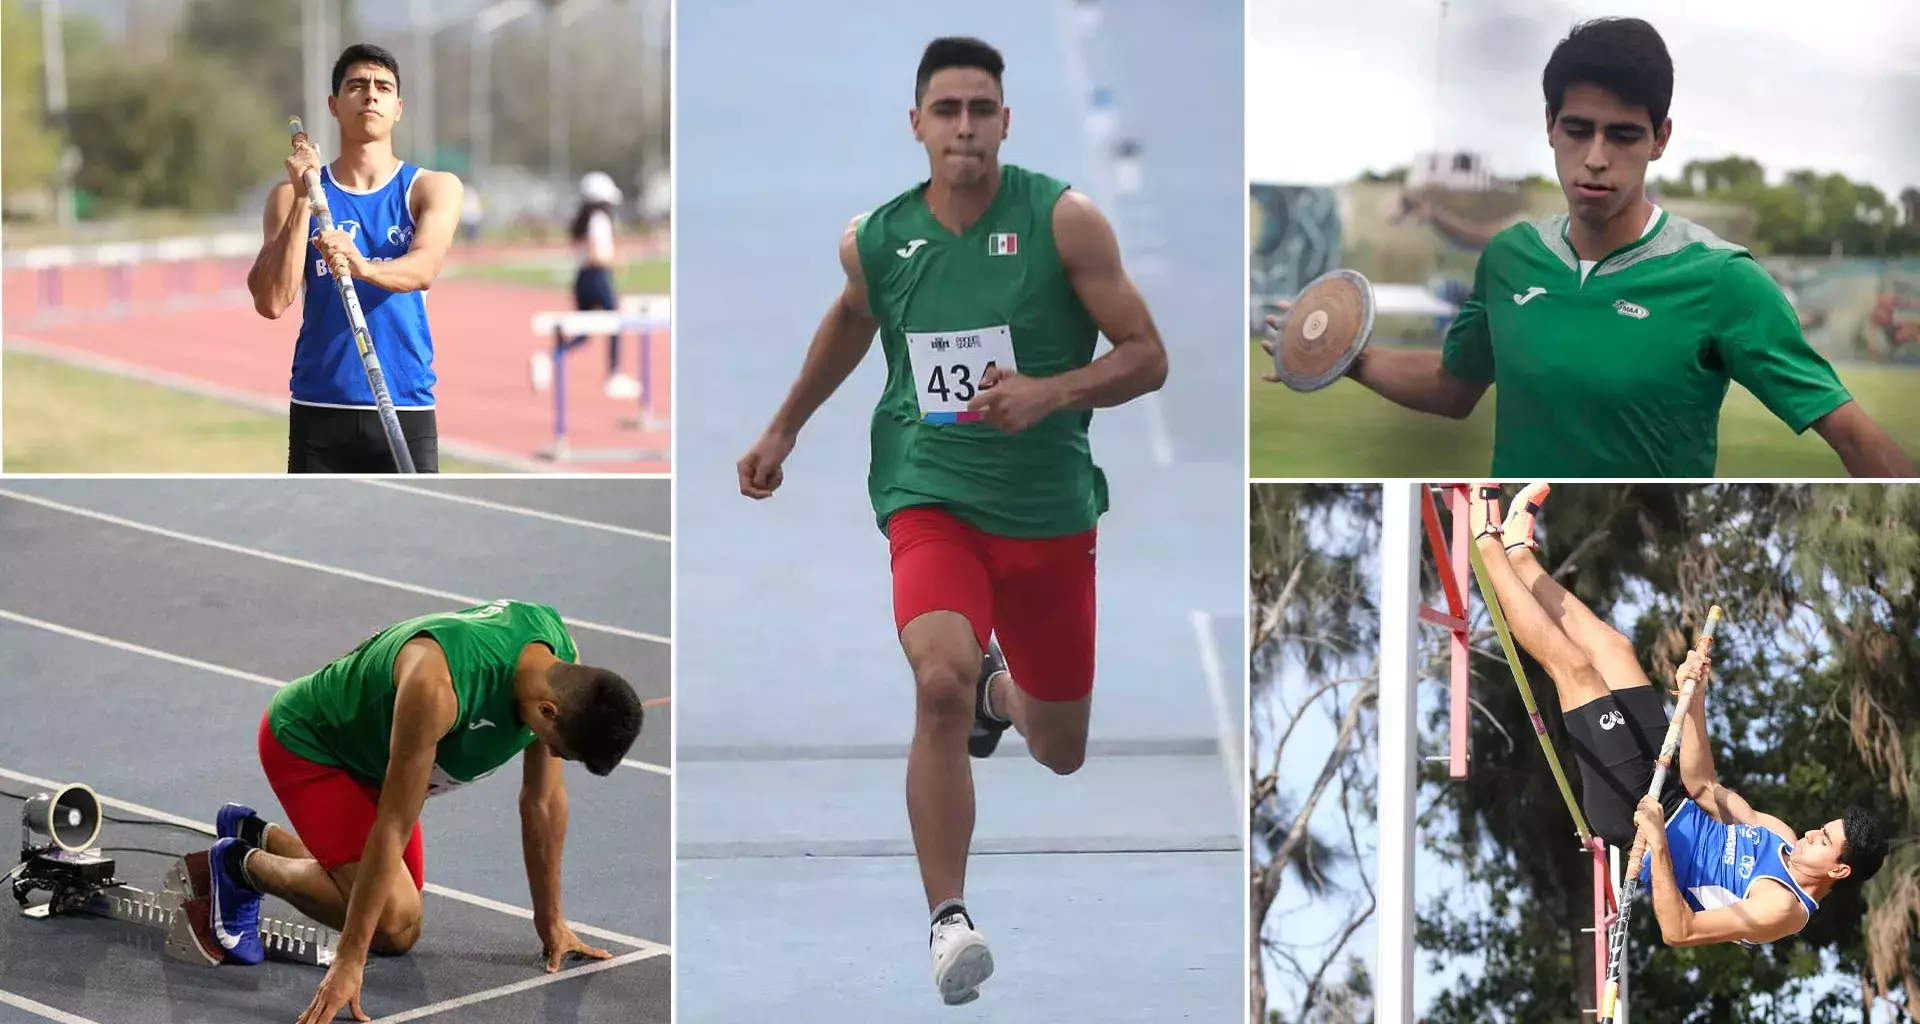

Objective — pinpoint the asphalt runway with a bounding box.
[0,479,670,1024]
[675,1,1245,1019]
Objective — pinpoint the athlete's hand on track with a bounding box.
[538,920,611,973]
[287,138,324,200]
[738,431,794,498]
[310,229,366,280]
[296,956,369,1024]
[1257,301,1292,384]
[1633,794,1668,853]
[966,366,1061,433]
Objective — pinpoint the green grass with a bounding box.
[3,350,498,473]
[1249,341,1920,478]
[450,259,669,295]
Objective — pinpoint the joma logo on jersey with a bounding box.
[1614,299,1650,320]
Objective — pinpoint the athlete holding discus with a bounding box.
[736,37,1169,1006]
[247,43,464,473]
[1259,18,1913,478]
[169,600,646,1023]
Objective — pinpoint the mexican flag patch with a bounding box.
[988,233,1018,256]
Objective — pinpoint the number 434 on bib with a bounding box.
[905,325,1019,424]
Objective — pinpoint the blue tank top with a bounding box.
[1639,801,1817,945]
[293,162,437,409]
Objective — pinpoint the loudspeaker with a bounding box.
[22,783,102,853]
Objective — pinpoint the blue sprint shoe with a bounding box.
[967,638,1012,759]
[204,837,264,965]
[216,803,255,843]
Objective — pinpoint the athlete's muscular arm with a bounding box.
[517,742,607,970]
[327,171,466,294]
[1671,653,1799,838]
[773,219,882,434]
[520,743,569,929]
[1347,347,1489,419]
[336,645,458,966]
[1673,651,1722,808]
[251,184,315,320]
[1030,190,1168,409]
[251,138,328,319]
[738,219,880,498]
[1810,401,1916,477]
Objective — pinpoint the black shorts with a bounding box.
[1564,686,1690,852]
[287,403,439,474]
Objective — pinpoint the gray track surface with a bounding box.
[675,1,1245,1019]
[0,479,670,1024]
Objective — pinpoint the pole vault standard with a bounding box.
[1403,484,1629,1020]
[1379,484,1421,1024]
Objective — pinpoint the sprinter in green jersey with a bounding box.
[1260,17,1913,477]
[737,37,1169,1006]
[173,600,646,1024]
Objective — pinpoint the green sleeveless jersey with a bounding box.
[267,600,578,795]
[855,163,1108,539]
[1441,209,1851,476]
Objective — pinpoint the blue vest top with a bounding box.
[1640,801,1817,945]
[293,162,437,408]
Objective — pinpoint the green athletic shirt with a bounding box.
[1441,208,1852,477]
[855,163,1108,538]
[267,600,577,795]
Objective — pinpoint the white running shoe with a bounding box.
[929,908,993,1006]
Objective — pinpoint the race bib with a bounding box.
[426,763,496,799]
[904,325,1017,423]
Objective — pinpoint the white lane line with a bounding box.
[354,480,670,543]
[415,887,669,956]
[1190,610,1243,809]
[0,608,671,778]
[0,765,670,954]
[365,949,665,1023]
[0,488,670,647]
[0,609,284,687]
[0,990,106,1024]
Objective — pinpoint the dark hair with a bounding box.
[332,43,402,96]
[1542,18,1672,128]
[548,663,644,776]
[915,37,1004,106]
[571,201,614,243]
[1837,805,1888,887]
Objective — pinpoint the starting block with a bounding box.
[528,293,670,464]
[9,782,335,967]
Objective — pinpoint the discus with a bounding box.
[1270,268,1375,393]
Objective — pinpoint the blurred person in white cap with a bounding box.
[531,170,640,398]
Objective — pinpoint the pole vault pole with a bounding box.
[1599,607,1723,1024]
[1379,483,1421,1022]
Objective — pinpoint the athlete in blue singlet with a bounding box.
[1466,482,1887,948]
[246,43,465,473]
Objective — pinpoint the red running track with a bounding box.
[3,268,670,473]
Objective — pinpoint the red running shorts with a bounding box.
[257,711,426,890]
[887,505,1097,702]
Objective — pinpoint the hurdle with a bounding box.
[529,293,670,463]
[3,232,255,325]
